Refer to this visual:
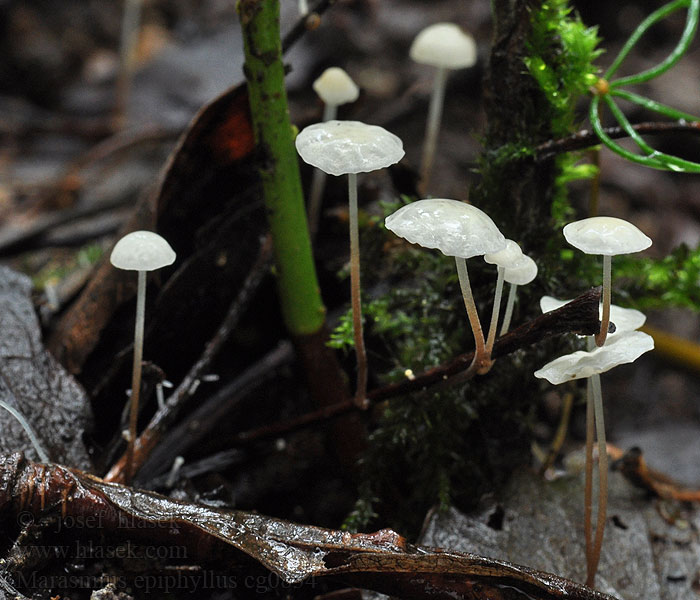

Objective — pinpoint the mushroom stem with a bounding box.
[583,376,594,583]
[115,0,143,127]
[595,255,612,347]
[485,266,505,356]
[586,372,609,587]
[455,257,487,371]
[348,172,368,408]
[499,283,518,336]
[0,400,49,462]
[125,269,147,483]
[419,66,448,194]
[307,103,339,238]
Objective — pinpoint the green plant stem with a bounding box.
[239,0,325,337]
[606,0,698,85]
[126,269,146,484]
[611,89,700,122]
[348,172,368,407]
[604,94,700,172]
[589,96,667,170]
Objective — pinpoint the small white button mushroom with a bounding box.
[110,230,176,271]
[499,253,538,336]
[313,68,360,121]
[308,69,361,238]
[410,22,477,193]
[385,198,505,375]
[110,230,176,483]
[296,120,404,406]
[563,216,651,347]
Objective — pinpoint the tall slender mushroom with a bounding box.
[483,240,526,359]
[385,198,506,376]
[498,254,538,336]
[536,298,651,587]
[307,68,360,238]
[296,120,404,406]
[410,23,477,193]
[110,230,176,483]
[563,216,651,347]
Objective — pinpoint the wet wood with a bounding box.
[0,454,616,600]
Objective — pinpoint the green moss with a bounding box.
[525,0,603,136]
[615,244,700,310]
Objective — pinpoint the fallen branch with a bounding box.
[234,287,601,445]
[535,121,700,161]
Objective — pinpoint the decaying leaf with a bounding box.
[0,268,91,469]
[47,83,258,377]
[0,454,616,600]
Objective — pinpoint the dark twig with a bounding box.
[105,236,274,482]
[282,0,336,53]
[534,120,700,161]
[137,340,294,482]
[233,287,601,445]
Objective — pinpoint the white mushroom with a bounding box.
[482,240,525,357]
[308,69,360,238]
[534,330,654,384]
[499,254,538,336]
[313,68,360,121]
[296,120,404,406]
[110,230,176,482]
[563,216,651,347]
[385,198,505,374]
[410,23,477,192]
[535,324,653,586]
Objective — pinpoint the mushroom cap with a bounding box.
[385,198,506,259]
[534,330,654,385]
[504,254,538,285]
[563,216,652,256]
[484,239,523,268]
[312,67,360,106]
[539,296,646,333]
[295,120,404,176]
[410,23,477,70]
[110,231,176,271]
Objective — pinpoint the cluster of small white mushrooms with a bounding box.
[410,23,477,193]
[307,67,360,237]
[110,230,176,482]
[483,240,538,365]
[535,215,653,586]
[296,120,404,406]
[386,198,517,376]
